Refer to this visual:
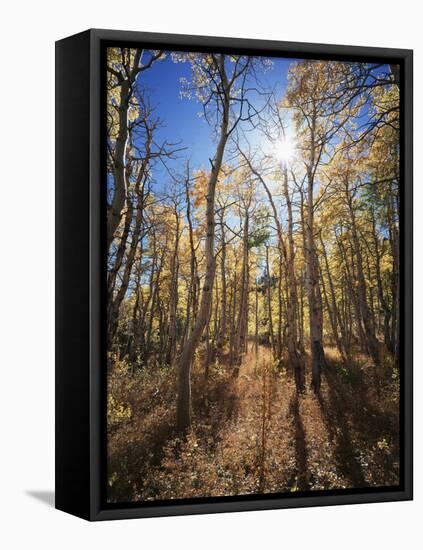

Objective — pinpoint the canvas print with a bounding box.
[106,47,400,503]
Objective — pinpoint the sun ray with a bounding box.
[272,138,295,164]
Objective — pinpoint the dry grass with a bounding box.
[107,343,400,503]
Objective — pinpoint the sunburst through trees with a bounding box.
[106,48,400,503]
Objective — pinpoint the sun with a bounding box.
[272,138,295,164]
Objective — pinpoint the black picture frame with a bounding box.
[55,28,413,521]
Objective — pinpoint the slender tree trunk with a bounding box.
[176,56,230,433]
[304,120,326,393]
[229,270,238,365]
[387,186,400,360]
[166,208,180,366]
[108,180,146,344]
[319,233,350,362]
[107,162,134,300]
[298,269,305,354]
[255,277,259,356]
[182,170,198,345]
[282,166,304,391]
[233,210,249,373]
[216,210,227,356]
[143,240,166,363]
[265,246,277,359]
[277,253,284,364]
[370,208,391,349]
[107,49,163,248]
[107,50,143,249]
[337,233,365,351]
[346,185,379,364]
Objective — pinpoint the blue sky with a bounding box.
[133,53,296,190]
[111,52,393,206]
[107,51,395,277]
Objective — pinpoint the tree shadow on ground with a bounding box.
[289,392,308,491]
[317,364,368,488]
[323,356,400,487]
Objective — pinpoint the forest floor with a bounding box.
[107,342,400,503]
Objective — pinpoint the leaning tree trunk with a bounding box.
[108,178,146,345]
[107,49,143,250]
[107,49,163,249]
[176,69,230,433]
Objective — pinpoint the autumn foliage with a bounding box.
[106,49,400,502]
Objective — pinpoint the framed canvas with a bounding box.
[55,29,413,521]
